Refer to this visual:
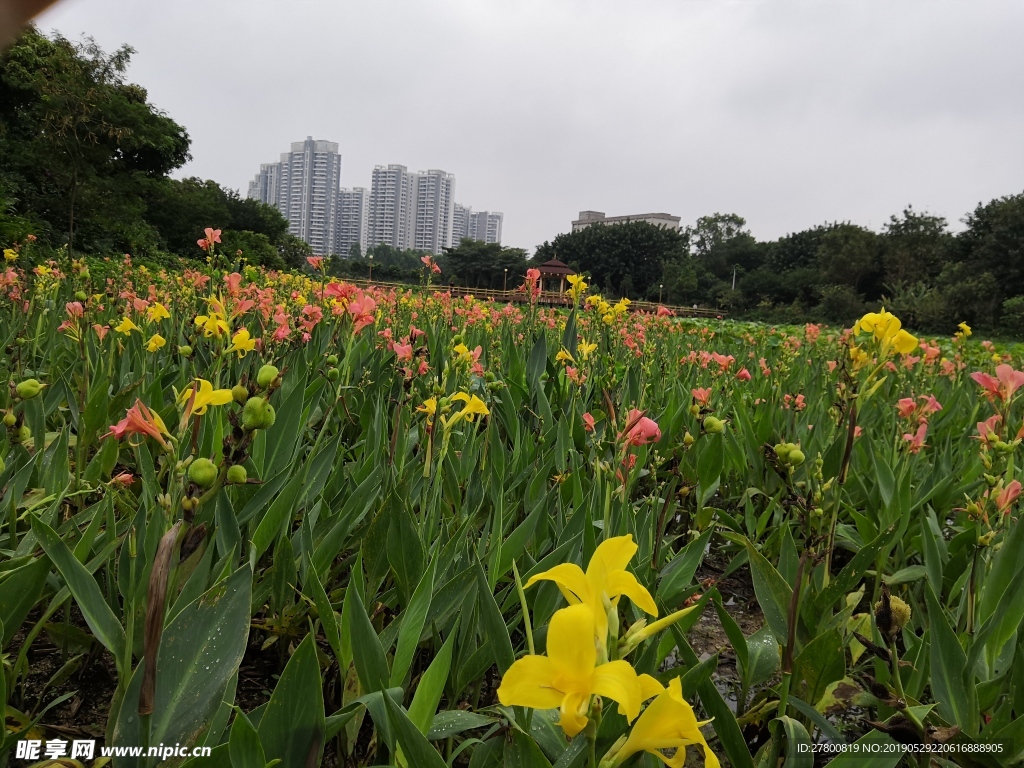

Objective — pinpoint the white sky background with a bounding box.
[36,0,1024,252]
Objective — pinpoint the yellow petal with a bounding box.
[545,604,597,689]
[208,388,234,406]
[605,570,659,617]
[591,660,642,722]
[557,690,590,738]
[586,535,638,584]
[496,655,563,710]
[892,329,918,355]
[525,563,593,606]
[638,673,665,701]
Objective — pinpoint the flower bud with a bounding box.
[774,442,792,461]
[325,354,339,366]
[226,465,248,484]
[13,425,30,443]
[75,290,88,301]
[256,364,279,389]
[683,431,695,446]
[689,404,701,417]
[703,416,724,434]
[3,411,15,427]
[15,379,43,400]
[178,345,193,356]
[188,458,218,489]
[242,396,276,431]
[231,384,248,404]
[484,371,496,383]
[327,367,340,381]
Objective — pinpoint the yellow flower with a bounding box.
[226,328,256,358]
[620,606,699,655]
[853,309,917,357]
[525,535,658,644]
[195,296,230,338]
[177,378,234,419]
[417,398,437,420]
[958,322,972,338]
[577,339,598,360]
[849,345,870,372]
[147,302,170,322]
[145,333,166,353]
[556,348,576,365]
[606,677,720,768]
[447,392,490,426]
[496,604,645,738]
[115,317,141,335]
[453,343,473,364]
[566,274,589,303]
[3,248,17,262]
[613,298,631,315]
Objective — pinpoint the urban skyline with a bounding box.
[248,139,503,256]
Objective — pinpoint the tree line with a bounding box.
[0,28,310,270]
[535,198,1024,335]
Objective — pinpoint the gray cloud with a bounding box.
[37,0,1024,250]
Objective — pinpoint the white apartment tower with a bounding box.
[468,211,503,245]
[335,188,369,257]
[247,137,342,255]
[413,170,456,255]
[452,203,471,246]
[368,164,417,250]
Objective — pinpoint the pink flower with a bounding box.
[111,472,134,485]
[918,395,942,417]
[692,387,712,405]
[224,272,243,293]
[896,398,917,419]
[971,364,1024,403]
[826,360,838,373]
[93,324,110,341]
[903,422,928,454]
[621,408,661,446]
[347,292,377,333]
[656,306,674,317]
[582,412,595,432]
[393,342,413,362]
[996,480,1022,514]
[307,256,325,270]
[736,368,751,382]
[65,301,84,318]
[977,414,1001,441]
[711,352,735,371]
[104,399,170,449]
[197,227,222,252]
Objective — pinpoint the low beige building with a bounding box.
[571,210,681,233]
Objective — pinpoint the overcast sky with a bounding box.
[36,0,1024,252]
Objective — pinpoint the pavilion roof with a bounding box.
[536,259,576,276]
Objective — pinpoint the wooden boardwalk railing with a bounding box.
[338,278,724,318]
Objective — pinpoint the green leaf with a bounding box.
[777,716,813,768]
[742,626,779,689]
[925,584,973,731]
[815,523,897,614]
[384,691,448,768]
[112,566,253,766]
[229,711,266,768]
[825,729,903,768]
[257,634,325,768]
[475,561,515,673]
[793,629,845,706]
[31,515,126,664]
[391,560,436,689]
[349,584,389,694]
[743,537,792,644]
[427,710,497,740]
[387,500,425,604]
[304,559,343,667]
[658,528,713,604]
[408,627,457,734]
[0,556,49,647]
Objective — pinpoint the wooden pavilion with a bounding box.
[537,259,576,294]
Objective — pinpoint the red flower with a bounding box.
[620,408,661,446]
[104,399,170,449]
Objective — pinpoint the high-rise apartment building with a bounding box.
[335,188,369,257]
[452,203,471,246]
[468,210,504,244]
[247,137,342,255]
[368,164,417,250]
[413,170,456,255]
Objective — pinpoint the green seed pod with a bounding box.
[178,345,193,356]
[326,367,340,381]
[452,334,464,345]
[3,411,16,427]
[484,371,496,383]
[256,364,279,389]
[774,442,792,461]
[231,384,248,404]
[13,425,30,443]
[683,432,695,447]
[188,458,218,489]
[75,290,88,301]
[689,404,701,417]
[15,379,43,400]
[325,354,339,366]
[242,396,276,431]
[226,465,248,484]
[788,449,806,466]
[703,416,725,434]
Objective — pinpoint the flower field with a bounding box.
[3,244,1024,768]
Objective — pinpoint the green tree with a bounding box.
[0,28,190,255]
[442,240,528,289]
[880,207,951,284]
